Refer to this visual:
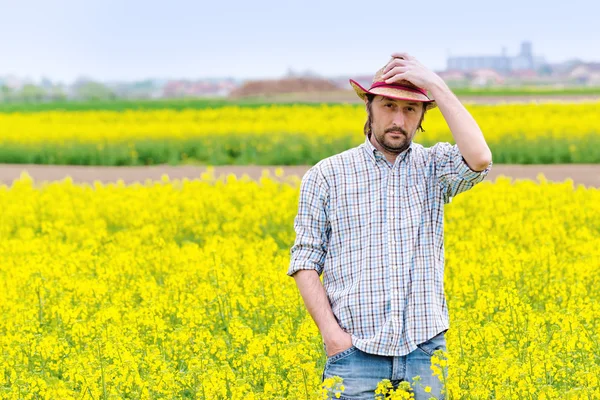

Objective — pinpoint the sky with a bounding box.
[1,0,598,83]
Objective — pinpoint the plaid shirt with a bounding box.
[287,135,492,356]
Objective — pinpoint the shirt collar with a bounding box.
[362,135,413,165]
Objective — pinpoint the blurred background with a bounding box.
[0,0,599,189]
[1,0,599,103]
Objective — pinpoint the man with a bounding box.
[287,52,493,399]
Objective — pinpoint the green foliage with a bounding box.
[0,98,337,113]
[0,134,597,166]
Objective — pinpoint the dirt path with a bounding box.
[1,164,598,188]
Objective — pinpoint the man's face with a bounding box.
[367,95,425,154]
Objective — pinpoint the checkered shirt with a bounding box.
[287,135,493,356]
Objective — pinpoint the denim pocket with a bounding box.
[326,345,359,365]
[416,330,447,357]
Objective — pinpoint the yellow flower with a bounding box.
[0,173,598,398]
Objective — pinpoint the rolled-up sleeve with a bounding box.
[287,166,330,277]
[431,142,493,204]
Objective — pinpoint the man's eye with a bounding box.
[386,104,393,108]
[407,107,415,112]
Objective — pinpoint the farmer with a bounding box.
[287,53,493,399]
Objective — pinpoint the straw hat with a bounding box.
[349,57,437,110]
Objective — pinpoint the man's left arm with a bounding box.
[382,53,492,172]
[428,79,493,203]
[428,78,493,173]
[381,53,493,202]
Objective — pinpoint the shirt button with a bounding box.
[391,265,397,270]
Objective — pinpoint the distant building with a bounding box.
[568,63,600,85]
[437,70,468,82]
[470,69,505,86]
[447,41,545,74]
[161,79,236,97]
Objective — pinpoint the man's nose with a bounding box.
[392,110,405,127]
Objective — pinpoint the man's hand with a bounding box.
[380,52,444,94]
[324,328,353,358]
[291,270,355,358]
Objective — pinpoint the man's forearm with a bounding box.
[429,79,493,171]
[293,269,344,340]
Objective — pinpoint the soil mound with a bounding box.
[229,77,339,98]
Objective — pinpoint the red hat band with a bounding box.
[369,81,428,97]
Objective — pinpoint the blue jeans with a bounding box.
[322,330,447,400]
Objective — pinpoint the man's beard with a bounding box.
[374,128,411,153]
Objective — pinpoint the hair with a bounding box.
[363,93,427,139]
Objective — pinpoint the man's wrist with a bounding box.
[427,76,450,100]
[322,324,346,341]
